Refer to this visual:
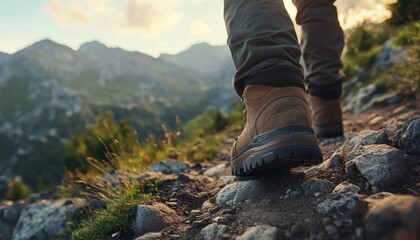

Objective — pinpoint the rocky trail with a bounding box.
[1,84,419,240]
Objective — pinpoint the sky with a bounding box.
[0,0,394,57]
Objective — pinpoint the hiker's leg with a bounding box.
[224,0,322,176]
[224,0,304,96]
[293,0,345,98]
[293,0,345,137]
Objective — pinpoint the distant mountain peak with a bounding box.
[79,41,108,52]
[32,39,61,48]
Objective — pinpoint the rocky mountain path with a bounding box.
[2,87,419,240]
[135,96,420,240]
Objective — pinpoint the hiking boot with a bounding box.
[308,95,343,138]
[231,85,323,176]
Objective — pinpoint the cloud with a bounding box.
[189,20,212,36]
[43,0,183,38]
[43,0,91,28]
[190,0,207,5]
[335,0,396,29]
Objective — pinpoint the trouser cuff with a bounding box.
[235,64,305,95]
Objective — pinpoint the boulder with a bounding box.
[12,198,97,240]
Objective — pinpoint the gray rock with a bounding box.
[372,43,405,71]
[203,163,229,177]
[351,145,414,188]
[316,193,368,217]
[200,223,228,240]
[305,151,344,177]
[301,179,335,196]
[12,198,93,240]
[396,118,420,156]
[236,225,278,240]
[134,232,163,240]
[332,182,361,195]
[149,160,189,174]
[345,84,387,113]
[133,203,182,237]
[216,181,262,207]
[365,195,420,239]
[340,130,389,153]
[2,201,24,224]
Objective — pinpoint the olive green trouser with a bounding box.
[224,0,345,100]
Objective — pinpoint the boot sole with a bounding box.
[231,125,323,176]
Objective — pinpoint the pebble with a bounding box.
[236,225,278,240]
[301,178,336,196]
[332,182,361,195]
[325,225,337,235]
[215,181,261,207]
[149,160,189,174]
[200,223,228,240]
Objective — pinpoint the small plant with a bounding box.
[71,186,154,239]
[5,178,32,201]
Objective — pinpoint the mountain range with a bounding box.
[0,39,235,190]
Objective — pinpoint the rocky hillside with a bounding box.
[0,40,235,189]
[1,12,419,240]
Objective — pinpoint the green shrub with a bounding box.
[5,178,32,201]
[71,186,153,239]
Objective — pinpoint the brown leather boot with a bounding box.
[308,95,343,138]
[231,85,323,176]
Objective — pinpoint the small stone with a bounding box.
[201,200,214,211]
[112,232,119,238]
[290,191,303,197]
[133,203,182,236]
[133,232,163,240]
[149,160,189,174]
[203,163,229,177]
[332,182,361,195]
[365,195,420,240]
[212,217,222,223]
[351,145,413,188]
[396,118,420,156]
[301,178,336,196]
[291,224,306,238]
[200,223,228,240]
[218,176,235,185]
[314,193,322,197]
[325,225,337,235]
[371,187,380,194]
[236,225,278,240]
[316,193,368,217]
[216,181,261,207]
[334,219,353,227]
[356,228,363,239]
